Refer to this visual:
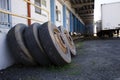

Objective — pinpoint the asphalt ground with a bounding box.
[0,38,120,80]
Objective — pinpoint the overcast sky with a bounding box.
[94,0,120,22]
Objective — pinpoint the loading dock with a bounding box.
[0,0,94,70]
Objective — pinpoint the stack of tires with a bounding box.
[7,21,76,66]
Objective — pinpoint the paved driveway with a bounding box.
[0,39,120,80]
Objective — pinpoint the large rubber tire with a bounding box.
[7,24,35,65]
[24,23,51,66]
[38,22,71,66]
[58,26,76,56]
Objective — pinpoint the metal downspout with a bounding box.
[27,0,31,26]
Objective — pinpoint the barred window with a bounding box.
[41,0,46,7]
[0,0,10,28]
[56,6,61,21]
[35,0,41,14]
[35,0,47,16]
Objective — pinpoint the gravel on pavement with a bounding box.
[0,39,120,80]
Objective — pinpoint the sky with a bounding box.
[94,0,120,22]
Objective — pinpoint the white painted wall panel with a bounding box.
[66,9,70,32]
[0,29,14,70]
[55,0,63,27]
[30,0,50,24]
[11,0,28,26]
[0,0,28,70]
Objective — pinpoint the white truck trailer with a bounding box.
[97,2,120,37]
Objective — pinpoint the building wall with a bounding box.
[0,29,14,70]
[11,0,28,26]
[86,24,94,35]
[66,9,70,32]
[0,0,15,70]
[11,0,51,25]
[55,0,63,27]
[0,0,85,70]
[30,0,50,24]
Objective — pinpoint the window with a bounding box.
[41,0,46,7]
[66,10,70,30]
[35,0,47,16]
[0,0,10,28]
[56,6,61,21]
[35,0,41,14]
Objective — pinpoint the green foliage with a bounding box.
[47,63,73,72]
[75,42,83,48]
[69,70,81,75]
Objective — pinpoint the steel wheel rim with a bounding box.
[53,29,67,54]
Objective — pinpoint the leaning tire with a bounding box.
[58,26,76,56]
[38,22,71,66]
[24,23,51,66]
[7,24,35,65]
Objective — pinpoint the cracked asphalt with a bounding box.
[0,39,120,80]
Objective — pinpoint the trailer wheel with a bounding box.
[38,22,71,66]
[97,33,101,37]
[97,32,102,38]
[24,23,51,66]
[7,24,35,65]
[108,33,113,37]
[58,26,76,56]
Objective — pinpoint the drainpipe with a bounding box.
[27,0,31,26]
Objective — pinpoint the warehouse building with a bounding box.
[0,0,94,70]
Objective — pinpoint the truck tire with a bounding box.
[97,32,101,37]
[97,31,103,38]
[38,22,71,66]
[24,23,51,66]
[108,33,113,37]
[58,26,76,56]
[7,24,35,65]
